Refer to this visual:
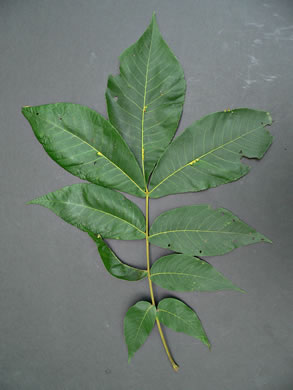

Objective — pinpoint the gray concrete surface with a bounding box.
[0,0,292,389]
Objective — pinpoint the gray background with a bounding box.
[1,0,292,389]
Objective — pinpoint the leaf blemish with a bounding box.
[23,14,274,372]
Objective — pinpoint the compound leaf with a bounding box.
[28,183,145,240]
[149,109,272,198]
[149,204,270,256]
[22,103,145,197]
[89,233,147,281]
[150,254,243,292]
[157,298,210,347]
[23,14,274,371]
[106,13,186,182]
[124,301,156,362]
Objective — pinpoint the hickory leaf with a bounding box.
[157,298,210,348]
[89,233,147,281]
[149,205,270,257]
[22,104,145,197]
[124,301,156,362]
[106,13,185,182]
[149,109,272,198]
[23,13,273,371]
[28,183,145,240]
[150,254,243,292]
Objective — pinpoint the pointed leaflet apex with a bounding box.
[106,13,186,181]
[157,298,210,348]
[150,254,244,292]
[26,199,36,205]
[149,109,273,198]
[124,301,156,362]
[89,233,147,281]
[28,183,146,240]
[22,103,145,197]
[24,14,273,370]
[149,205,271,256]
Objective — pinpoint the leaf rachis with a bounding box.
[145,190,179,370]
[23,14,273,371]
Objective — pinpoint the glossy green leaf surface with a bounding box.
[149,204,270,256]
[89,233,147,281]
[149,109,272,198]
[150,254,243,292]
[157,298,210,347]
[106,13,186,182]
[28,183,145,240]
[22,103,145,197]
[124,301,156,362]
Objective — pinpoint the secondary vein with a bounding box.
[46,119,145,194]
[149,124,266,194]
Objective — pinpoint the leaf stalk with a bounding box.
[145,191,179,372]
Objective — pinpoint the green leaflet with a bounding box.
[106,13,186,182]
[89,233,147,281]
[124,301,156,362]
[28,183,145,240]
[157,298,210,348]
[23,14,274,371]
[149,109,272,198]
[22,103,145,197]
[151,254,243,292]
[149,204,271,256]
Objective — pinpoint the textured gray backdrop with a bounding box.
[1,0,292,389]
